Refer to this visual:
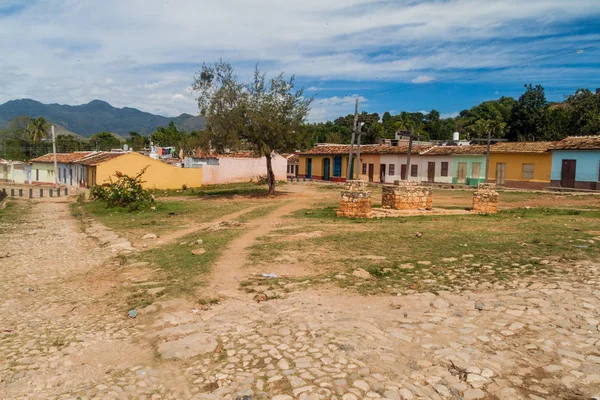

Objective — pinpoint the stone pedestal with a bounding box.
[382,181,433,210]
[337,180,373,218]
[472,183,499,214]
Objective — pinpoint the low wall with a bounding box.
[472,183,499,214]
[202,155,287,185]
[382,181,433,210]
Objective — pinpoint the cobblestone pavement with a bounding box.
[1,200,600,400]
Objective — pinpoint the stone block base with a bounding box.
[337,180,373,218]
[382,181,433,210]
[472,183,499,214]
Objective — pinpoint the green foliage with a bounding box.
[89,168,154,211]
[89,131,122,151]
[508,84,549,141]
[28,116,49,143]
[192,61,313,195]
[126,131,149,151]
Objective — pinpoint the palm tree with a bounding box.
[28,117,50,143]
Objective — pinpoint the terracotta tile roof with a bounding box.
[551,136,600,150]
[420,145,487,156]
[75,152,127,166]
[296,144,433,156]
[194,151,263,159]
[490,142,553,153]
[30,152,94,163]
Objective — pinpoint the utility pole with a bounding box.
[355,122,364,180]
[405,127,414,181]
[346,98,359,181]
[472,129,507,183]
[51,125,59,187]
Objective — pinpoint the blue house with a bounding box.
[550,136,600,191]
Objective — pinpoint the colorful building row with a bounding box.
[2,150,287,190]
[296,136,600,191]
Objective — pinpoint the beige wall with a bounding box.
[95,152,203,189]
[202,155,287,185]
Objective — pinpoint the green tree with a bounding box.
[564,88,600,135]
[56,135,87,152]
[126,131,149,151]
[193,61,313,195]
[150,121,183,148]
[508,84,548,141]
[28,117,50,143]
[90,132,122,151]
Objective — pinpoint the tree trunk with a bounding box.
[265,154,276,196]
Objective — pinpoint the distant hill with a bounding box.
[0,99,206,137]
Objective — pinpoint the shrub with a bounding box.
[89,167,154,211]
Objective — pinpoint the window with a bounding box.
[522,163,534,179]
[441,162,449,177]
[362,163,367,174]
[471,162,481,179]
[389,164,395,175]
[410,165,418,177]
[36,169,39,181]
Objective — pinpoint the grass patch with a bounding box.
[247,206,600,294]
[151,182,288,199]
[71,198,259,241]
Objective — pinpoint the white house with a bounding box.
[192,151,287,185]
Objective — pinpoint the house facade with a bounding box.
[30,152,93,185]
[297,145,364,182]
[419,146,486,186]
[76,151,203,189]
[0,160,29,184]
[487,142,552,189]
[550,136,600,190]
[196,153,286,185]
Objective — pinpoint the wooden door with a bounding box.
[380,164,386,183]
[368,164,374,182]
[401,164,407,180]
[495,163,506,185]
[561,159,576,188]
[427,162,435,182]
[306,158,312,178]
[457,162,467,184]
[471,163,481,180]
[323,158,330,181]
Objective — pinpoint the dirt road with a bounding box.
[1,195,600,400]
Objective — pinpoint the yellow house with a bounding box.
[77,152,202,189]
[296,145,361,182]
[487,142,553,189]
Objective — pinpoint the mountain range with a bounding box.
[0,99,206,137]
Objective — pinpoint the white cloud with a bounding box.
[309,95,368,122]
[0,0,597,118]
[412,76,436,84]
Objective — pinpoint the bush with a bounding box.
[89,167,154,211]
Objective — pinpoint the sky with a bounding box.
[0,0,599,122]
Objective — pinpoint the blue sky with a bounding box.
[0,0,599,122]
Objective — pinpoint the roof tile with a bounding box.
[30,152,94,163]
[551,136,600,150]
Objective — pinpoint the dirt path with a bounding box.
[131,203,264,250]
[205,199,313,299]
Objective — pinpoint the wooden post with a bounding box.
[346,98,359,180]
[52,125,59,187]
[405,127,414,181]
[40,188,43,197]
[29,188,32,198]
[355,123,363,180]
[484,130,491,183]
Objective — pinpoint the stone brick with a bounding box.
[471,183,499,214]
[381,181,432,210]
[337,180,373,218]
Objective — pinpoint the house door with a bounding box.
[561,159,576,188]
[496,163,506,186]
[457,162,467,184]
[295,165,298,177]
[401,164,407,180]
[306,158,312,179]
[380,164,386,183]
[427,162,435,182]
[368,164,374,182]
[333,156,342,178]
[323,158,330,181]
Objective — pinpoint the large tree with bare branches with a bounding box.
[192,61,313,195]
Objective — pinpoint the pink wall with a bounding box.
[201,154,287,185]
